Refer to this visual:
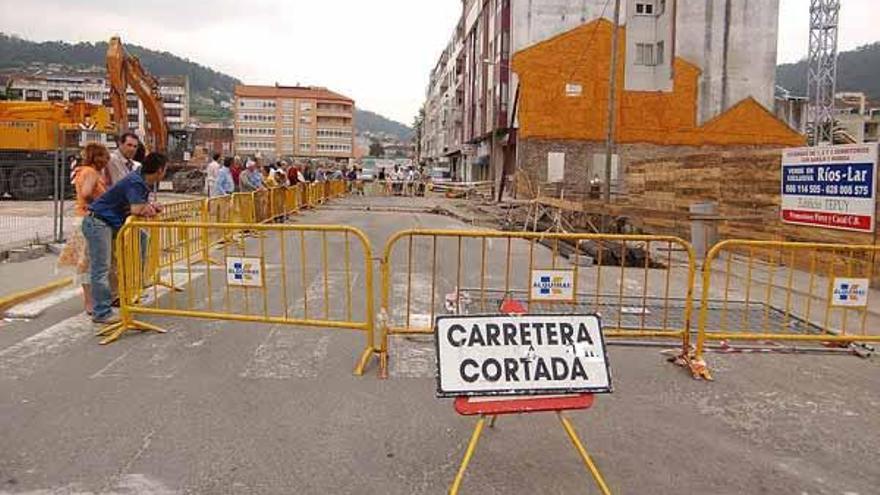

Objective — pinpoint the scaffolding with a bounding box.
[807,0,840,146]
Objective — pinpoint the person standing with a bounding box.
[58,143,110,315]
[287,163,301,186]
[106,132,140,187]
[83,153,167,324]
[240,159,265,192]
[231,156,244,192]
[263,165,278,188]
[214,157,235,196]
[204,153,222,196]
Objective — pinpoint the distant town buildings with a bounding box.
[233,84,354,162]
[2,67,190,136]
[775,89,880,144]
[193,123,234,157]
[834,92,880,143]
[420,0,794,191]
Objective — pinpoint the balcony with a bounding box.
[316,104,353,117]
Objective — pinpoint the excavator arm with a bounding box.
[106,36,168,153]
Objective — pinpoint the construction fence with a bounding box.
[103,190,879,379]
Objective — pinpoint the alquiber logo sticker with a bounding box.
[831,277,869,307]
[530,269,575,302]
[226,256,264,288]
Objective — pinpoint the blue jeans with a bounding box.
[82,215,114,320]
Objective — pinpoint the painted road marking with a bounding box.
[4,287,82,319]
[240,272,356,380]
[0,313,94,380]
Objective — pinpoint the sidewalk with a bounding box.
[0,253,75,300]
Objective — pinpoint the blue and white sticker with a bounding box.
[530,269,575,302]
[831,277,870,308]
[226,256,264,288]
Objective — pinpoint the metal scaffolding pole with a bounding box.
[807,0,840,146]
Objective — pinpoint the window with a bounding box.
[47,90,64,101]
[300,101,312,112]
[25,89,43,101]
[656,41,665,65]
[300,143,311,152]
[635,1,654,15]
[299,115,312,125]
[636,43,655,66]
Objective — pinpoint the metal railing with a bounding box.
[100,220,378,375]
[378,229,697,378]
[689,239,880,379]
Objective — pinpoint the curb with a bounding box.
[0,277,74,314]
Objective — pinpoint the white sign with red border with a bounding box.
[781,143,878,233]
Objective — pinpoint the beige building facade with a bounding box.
[234,84,354,162]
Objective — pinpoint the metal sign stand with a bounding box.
[448,394,611,495]
[444,303,612,494]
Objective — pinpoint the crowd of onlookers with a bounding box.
[202,153,368,198]
[59,140,435,325]
[201,153,429,198]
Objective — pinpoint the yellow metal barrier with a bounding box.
[284,185,300,215]
[378,229,696,378]
[691,239,880,379]
[101,220,377,373]
[253,190,271,223]
[233,193,256,223]
[269,187,287,220]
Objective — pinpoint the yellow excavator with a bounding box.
[0,100,115,199]
[106,36,197,190]
[0,36,195,199]
[106,36,168,153]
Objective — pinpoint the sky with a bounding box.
[0,0,877,125]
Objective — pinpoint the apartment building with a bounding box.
[834,92,880,143]
[233,84,354,162]
[421,0,784,186]
[4,69,190,134]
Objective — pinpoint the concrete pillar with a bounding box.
[690,201,719,259]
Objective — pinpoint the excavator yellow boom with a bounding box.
[106,36,168,153]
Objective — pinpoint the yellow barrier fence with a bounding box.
[253,189,271,223]
[378,229,697,378]
[690,239,880,379]
[233,192,256,223]
[100,220,379,374]
[136,184,347,301]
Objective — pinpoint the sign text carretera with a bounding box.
[435,315,611,397]
[781,144,878,233]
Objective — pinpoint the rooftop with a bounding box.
[235,83,353,103]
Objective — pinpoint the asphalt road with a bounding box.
[0,196,878,494]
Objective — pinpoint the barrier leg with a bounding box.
[489,415,498,429]
[557,412,612,495]
[449,415,488,495]
[97,310,166,345]
[353,347,375,376]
